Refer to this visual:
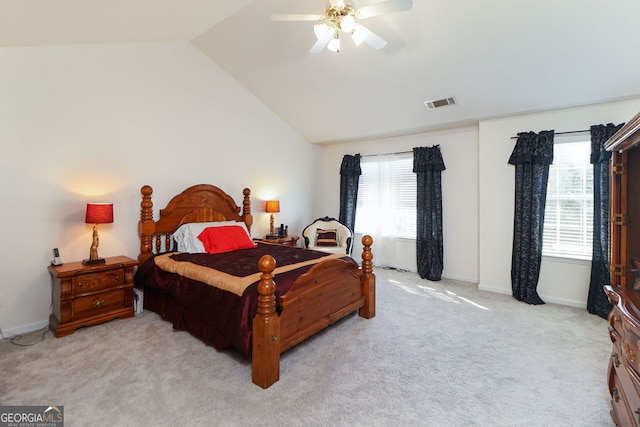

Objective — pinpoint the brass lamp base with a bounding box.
[82,258,106,266]
[270,213,275,235]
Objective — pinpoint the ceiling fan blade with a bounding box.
[270,13,325,22]
[357,0,413,19]
[351,24,387,50]
[310,30,335,54]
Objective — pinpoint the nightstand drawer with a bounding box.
[72,268,125,295]
[74,289,124,318]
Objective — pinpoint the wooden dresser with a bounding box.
[605,112,640,426]
[48,255,137,337]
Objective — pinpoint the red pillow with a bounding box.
[197,225,256,254]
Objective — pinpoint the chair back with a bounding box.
[302,216,353,255]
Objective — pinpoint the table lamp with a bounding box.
[265,200,280,236]
[83,203,113,265]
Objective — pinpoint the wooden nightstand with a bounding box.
[48,255,137,337]
[254,235,300,247]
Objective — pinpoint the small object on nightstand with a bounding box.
[48,255,137,337]
[51,248,62,266]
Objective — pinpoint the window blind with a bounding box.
[355,152,416,239]
[542,140,593,259]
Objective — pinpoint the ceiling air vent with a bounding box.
[424,97,456,110]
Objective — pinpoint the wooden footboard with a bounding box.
[252,235,375,389]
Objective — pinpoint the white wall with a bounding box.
[478,98,640,307]
[318,126,480,283]
[319,98,640,309]
[0,42,317,334]
[3,42,638,335]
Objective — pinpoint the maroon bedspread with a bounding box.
[170,243,333,276]
[134,244,355,357]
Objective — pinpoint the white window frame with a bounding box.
[355,152,416,240]
[542,136,593,260]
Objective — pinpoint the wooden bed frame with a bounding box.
[138,184,375,388]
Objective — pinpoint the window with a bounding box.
[355,152,416,239]
[542,139,593,259]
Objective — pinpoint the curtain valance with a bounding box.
[508,131,554,166]
[413,145,446,172]
[340,154,362,176]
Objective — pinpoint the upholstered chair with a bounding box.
[302,216,353,255]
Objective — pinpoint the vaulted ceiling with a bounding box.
[3,0,640,144]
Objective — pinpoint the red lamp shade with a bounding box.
[265,200,280,213]
[85,203,113,224]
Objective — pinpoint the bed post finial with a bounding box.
[242,188,253,233]
[359,235,375,319]
[252,254,280,389]
[138,185,155,264]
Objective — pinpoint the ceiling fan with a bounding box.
[270,0,413,53]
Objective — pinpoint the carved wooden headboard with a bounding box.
[138,184,253,264]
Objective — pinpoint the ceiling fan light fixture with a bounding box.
[314,23,333,40]
[340,14,356,33]
[327,34,341,53]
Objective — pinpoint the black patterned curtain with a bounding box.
[339,154,361,233]
[413,146,446,281]
[588,122,624,318]
[508,130,554,304]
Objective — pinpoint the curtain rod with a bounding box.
[510,129,590,140]
[361,150,413,157]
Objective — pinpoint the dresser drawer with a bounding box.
[610,370,636,427]
[73,289,124,319]
[614,353,640,419]
[72,268,125,295]
[611,308,624,337]
[621,317,640,380]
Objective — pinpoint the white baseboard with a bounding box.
[375,266,478,285]
[478,283,511,295]
[478,283,587,309]
[1,319,49,338]
[537,295,587,309]
[442,273,479,284]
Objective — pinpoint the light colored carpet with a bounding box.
[1,268,613,426]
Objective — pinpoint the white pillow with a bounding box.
[173,221,251,253]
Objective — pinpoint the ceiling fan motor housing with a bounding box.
[326,4,357,33]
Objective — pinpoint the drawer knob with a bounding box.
[92,299,106,308]
[115,275,120,280]
[613,386,620,402]
[614,352,620,368]
[77,283,84,287]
